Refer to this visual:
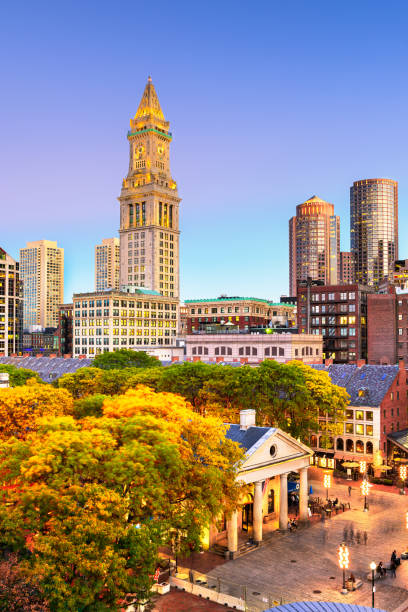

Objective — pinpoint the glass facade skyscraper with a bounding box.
[350,178,398,288]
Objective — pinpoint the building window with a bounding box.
[366,441,373,454]
[355,440,364,453]
[346,439,354,452]
[336,438,344,451]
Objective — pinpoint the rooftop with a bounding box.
[225,423,274,452]
[185,297,295,307]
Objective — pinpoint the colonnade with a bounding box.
[227,467,309,557]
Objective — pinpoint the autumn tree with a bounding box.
[0,365,41,387]
[0,553,48,611]
[0,380,73,440]
[0,386,244,611]
[92,349,161,370]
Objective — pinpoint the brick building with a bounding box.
[310,362,408,468]
[297,280,373,363]
[367,285,408,365]
[55,303,73,356]
[185,297,295,334]
[340,251,355,284]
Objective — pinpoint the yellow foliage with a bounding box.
[0,382,73,439]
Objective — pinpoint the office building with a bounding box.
[118,77,180,298]
[73,288,178,357]
[95,238,120,291]
[350,178,398,288]
[340,251,355,285]
[289,195,340,296]
[0,247,23,356]
[185,296,296,334]
[297,280,373,363]
[20,240,64,329]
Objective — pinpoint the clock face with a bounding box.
[157,145,164,156]
[135,145,144,158]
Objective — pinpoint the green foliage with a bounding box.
[92,349,161,370]
[370,477,393,486]
[72,394,107,419]
[0,364,41,387]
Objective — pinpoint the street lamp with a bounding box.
[359,460,366,475]
[400,465,407,494]
[324,473,331,500]
[338,543,349,594]
[361,477,370,511]
[370,561,376,607]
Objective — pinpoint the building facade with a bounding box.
[20,240,64,329]
[0,247,22,356]
[95,238,120,291]
[310,362,407,467]
[289,195,340,296]
[55,303,73,357]
[23,328,58,356]
[367,285,408,365]
[297,280,372,363]
[118,77,180,299]
[186,297,295,334]
[350,178,398,288]
[73,288,178,357]
[185,331,322,364]
[340,251,355,284]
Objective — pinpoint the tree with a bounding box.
[92,349,161,370]
[0,365,41,387]
[0,386,243,610]
[0,380,73,440]
[72,394,107,419]
[0,553,48,611]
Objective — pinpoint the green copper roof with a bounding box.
[127,128,172,140]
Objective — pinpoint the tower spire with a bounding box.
[134,76,165,121]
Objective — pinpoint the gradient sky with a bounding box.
[2,0,408,303]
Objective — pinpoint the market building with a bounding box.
[205,410,313,557]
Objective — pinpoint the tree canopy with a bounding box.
[0,365,41,387]
[92,349,161,370]
[0,386,243,611]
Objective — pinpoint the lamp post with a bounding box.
[359,460,366,476]
[338,543,349,594]
[324,472,331,500]
[400,465,407,494]
[370,561,376,607]
[361,477,370,512]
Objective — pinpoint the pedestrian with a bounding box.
[343,526,348,543]
[349,525,354,544]
[390,560,397,578]
[363,531,368,545]
[348,485,352,496]
[356,530,361,545]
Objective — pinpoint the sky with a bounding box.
[1,0,408,303]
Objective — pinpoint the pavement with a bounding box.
[151,588,234,611]
[208,478,408,611]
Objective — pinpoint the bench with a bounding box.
[366,563,392,582]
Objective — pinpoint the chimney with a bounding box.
[240,409,256,430]
[0,373,9,388]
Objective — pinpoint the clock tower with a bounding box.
[118,77,180,298]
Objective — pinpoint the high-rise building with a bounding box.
[350,178,398,288]
[95,238,120,291]
[20,240,64,329]
[0,247,23,356]
[340,251,355,285]
[118,77,180,298]
[289,195,340,296]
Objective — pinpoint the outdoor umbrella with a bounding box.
[342,461,360,468]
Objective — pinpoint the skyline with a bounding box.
[2,1,408,302]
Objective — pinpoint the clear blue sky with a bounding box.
[2,0,408,302]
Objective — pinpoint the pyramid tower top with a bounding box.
[134,76,165,122]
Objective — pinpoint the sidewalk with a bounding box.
[334,477,402,496]
[151,588,235,611]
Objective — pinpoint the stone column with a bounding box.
[299,466,309,521]
[279,472,288,530]
[253,481,263,544]
[227,511,238,558]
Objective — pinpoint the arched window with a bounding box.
[336,438,344,451]
[326,437,334,449]
[129,204,134,226]
[310,435,318,447]
[169,205,173,228]
[356,440,364,454]
[346,439,354,452]
[366,441,373,454]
